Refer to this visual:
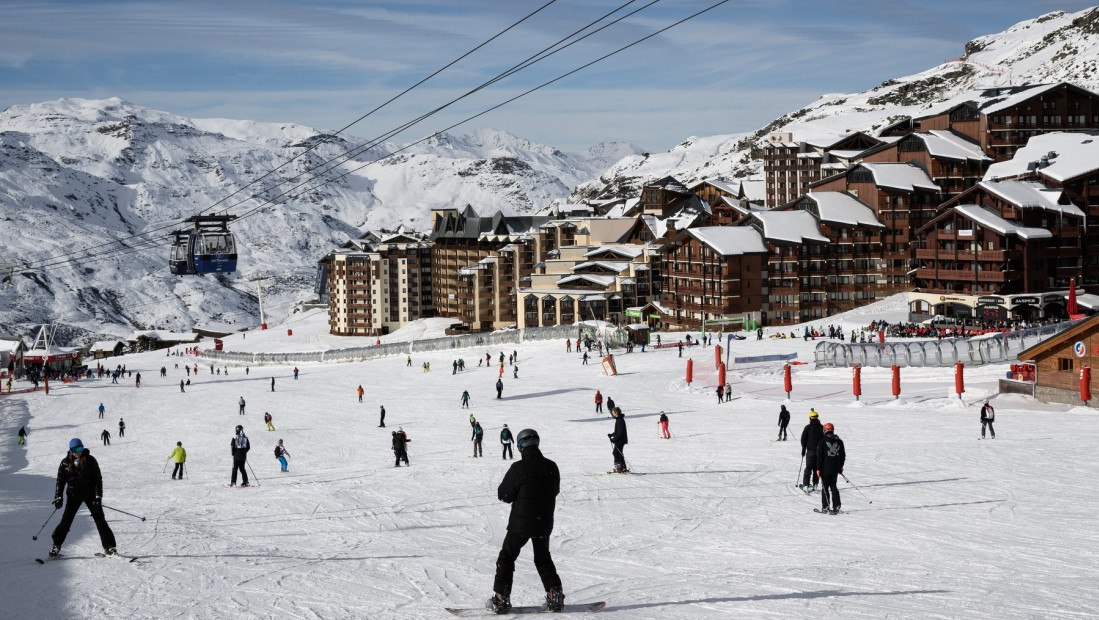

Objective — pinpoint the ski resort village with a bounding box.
[3,4,1099,619]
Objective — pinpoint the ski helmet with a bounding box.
[809,410,819,419]
[176,441,182,446]
[235,425,243,433]
[823,423,835,433]
[516,428,540,452]
[69,438,84,452]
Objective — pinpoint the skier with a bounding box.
[230,425,250,487]
[264,411,275,432]
[293,367,299,380]
[100,429,111,446]
[271,377,275,392]
[180,379,185,393]
[799,410,824,491]
[169,441,186,480]
[606,396,616,415]
[407,355,413,367]
[18,425,27,445]
[594,390,603,414]
[49,438,117,558]
[500,423,514,460]
[725,382,732,402]
[487,429,565,614]
[980,399,996,439]
[239,397,246,415]
[716,384,724,404]
[472,422,484,457]
[608,408,628,473]
[582,352,589,365]
[496,378,504,399]
[566,338,572,353]
[118,418,125,438]
[358,385,364,402]
[777,404,790,441]
[135,372,141,388]
[98,403,105,419]
[379,405,386,428]
[275,439,290,472]
[392,428,410,467]
[658,411,670,439]
[678,341,683,357]
[461,390,471,408]
[816,422,846,514]
[453,360,458,375]
[513,365,518,379]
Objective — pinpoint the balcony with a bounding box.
[977,271,1007,282]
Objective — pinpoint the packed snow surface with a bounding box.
[1,302,1097,619]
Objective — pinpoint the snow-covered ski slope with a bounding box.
[1,302,1097,619]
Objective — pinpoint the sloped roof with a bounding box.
[571,261,630,273]
[985,132,1099,183]
[89,340,126,351]
[753,211,829,245]
[953,205,1053,240]
[804,192,884,228]
[977,180,1083,217]
[980,83,1065,114]
[1016,313,1099,361]
[685,227,768,255]
[583,246,644,259]
[859,163,941,192]
[556,274,617,287]
[922,130,992,163]
[645,176,690,194]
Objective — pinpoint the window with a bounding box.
[1059,358,1074,371]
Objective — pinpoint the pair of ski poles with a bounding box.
[32,503,147,540]
[795,463,873,504]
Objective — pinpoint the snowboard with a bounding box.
[446,601,606,616]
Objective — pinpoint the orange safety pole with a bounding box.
[718,362,726,387]
[954,362,965,400]
[686,359,693,385]
[852,365,861,401]
[783,363,792,399]
[714,345,722,369]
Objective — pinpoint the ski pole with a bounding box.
[163,458,170,474]
[32,507,57,540]
[840,473,872,504]
[102,504,146,522]
[246,461,261,487]
[796,457,803,488]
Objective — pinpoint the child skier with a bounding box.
[275,439,290,472]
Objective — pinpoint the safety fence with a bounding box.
[199,324,607,366]
[813,318,1084,368]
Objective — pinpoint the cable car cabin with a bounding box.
[169,215,239,275]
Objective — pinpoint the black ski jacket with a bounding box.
[816,433,846,475]
[500,428,513,444]
[231,433,250,461]
[800,419,823,457]
[778,407,790,426]
[392,431,409,451]
[498,446,560,537]
[55,452,104,499]
[980,404,995,422]
[609,413,628,445]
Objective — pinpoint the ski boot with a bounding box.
[828,509,838,515]
[240,483,251,488]
[546,586,565,612]
[104,547,117,556]
[487,593,511,614]
[48,545,61,558]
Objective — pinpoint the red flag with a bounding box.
[1069,279,1081,318]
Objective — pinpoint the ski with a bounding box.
[446,601,606,616]
[96,552,138,562]
[37,553,137,564]
[813,508,844,515]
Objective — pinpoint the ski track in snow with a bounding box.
[1,306,1098,618]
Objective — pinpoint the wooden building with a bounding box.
[1015,314,1099,405]
[659,227,767,330]
[857,130,992,198]
[763,132,881,207]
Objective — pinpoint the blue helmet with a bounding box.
[69,438,84,452]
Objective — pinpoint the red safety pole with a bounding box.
[891,365,901,400]
[954,362,965,400]
[783,363,792,399]
[852,365,861,401]
[44,375,49,395]
[714,345,722,369]
[878,330,885,343]
[1080,366,1091,406]
[718,362,726,387]
[686,359,694,385]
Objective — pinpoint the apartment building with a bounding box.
[763,132,881,207]
[659,227,767,329]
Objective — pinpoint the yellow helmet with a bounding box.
[809,410,819,419]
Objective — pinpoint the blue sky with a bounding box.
[2,1,1095,151]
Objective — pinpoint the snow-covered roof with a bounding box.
[922,130,992,163]
[89,340,125,351]
[753,211,829,245]
[953,205,1053,240]
[1073,293,1099,311]
[556,274,617,287]
[828,149,863,159]
[740,179,765,202]
[985,133,1099,183]
[804,192,884,228]
[583,246,643,259]
[570,261,630,273]
[0,339,23,353]
[128,330,201,342]
[685,227,768,255]
[859,163,941,192]
[695,179,739,194]
[977,180,1083,217]
[980,83,1063,114]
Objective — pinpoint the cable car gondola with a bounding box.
[169,215,238,275]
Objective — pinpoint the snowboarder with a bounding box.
[472,422,484,457]
[487,428,565,614]
[230,425,250,487]
[658,411,670,439]
[358,385,364,402]
[98,403,105,419]
[275,439,290,472]
[678,341,683,357]
[379,405,386,428]
[980,399,996,439]
[264,411,275,432]
[594,390,603,413]
[816,422,846,514]
[461,390,471,408]
[496,378,504,399]
[239,397,246,415]
[500,424,514,460]
[777,405,790,441]
[100,429,111,446]
[392,428,410,467]
[118,418,125,438]
[799,410,824,491]
[49,438,117,558]
[608,408,628,473]
[18,425,27,445]
[169,441,186,479]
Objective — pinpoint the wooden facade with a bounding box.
[763,132,880,207]
[1016,314,1099,405]
[858,131,991,199]
[659,228,766,330]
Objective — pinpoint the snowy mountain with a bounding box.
[0,98,641,341]
[570,6,1099,203]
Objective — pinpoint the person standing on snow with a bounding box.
[358,385,364,402]
[500,424,514,460]
[716,384,724,404]
[49,438,118,558]
[777,405,790,441]
[230,425,250,487]
[799,410,824,491]
[496,378,504,399]
[264,412,275,432]
[118,418,125,438]
[275,439,290,472]
[487,428,565,614]
[169,441,186,479]
[18,425,27,445]
[472,422,484,457]
[180,379,185,393]
[658,411,670,439]
[608,408,628,473]
[98,403,105,419]
[816,422,846,514]
[239,397,246,415]
[980,399,996,439]
[100,429,111,446]
[594,390,603,414]
[379,405,386,428]
[270,377,275,392]
[392,428,410,467]
[606,396,616,415]
[461,390,471,408]
[725,382,732,402]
